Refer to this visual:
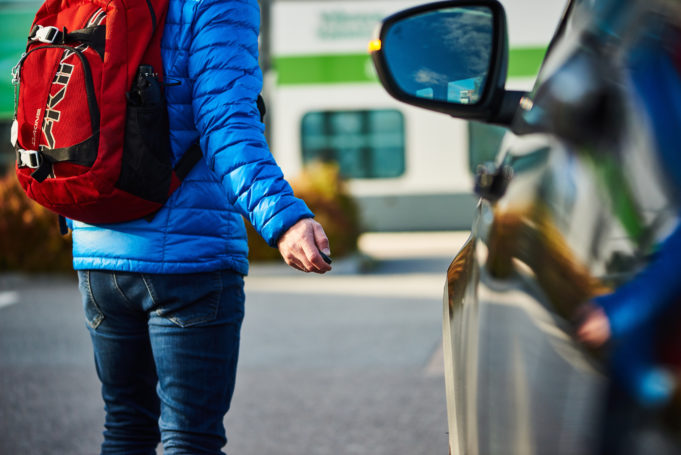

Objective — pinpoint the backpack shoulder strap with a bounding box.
[174,142,202,180]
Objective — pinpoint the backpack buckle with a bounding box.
[32,26,60,44]
[17,149,42,169]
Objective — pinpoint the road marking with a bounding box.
[425,343,444,377]
[359,231,469,259]
[0,291,19,309]
[245,274,445,299]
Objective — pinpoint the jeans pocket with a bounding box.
[79,271,105,329]
[145,272,222,328]
[165,301,220,328]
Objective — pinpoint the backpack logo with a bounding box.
[88,8,106,27]
[40,8,105,149]
[31,108,41,148]
[43,61,74,149]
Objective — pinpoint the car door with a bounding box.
[371,0,681,453]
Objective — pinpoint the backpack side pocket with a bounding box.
[117,65,173,203]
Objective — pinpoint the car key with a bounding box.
[318,248,332,265]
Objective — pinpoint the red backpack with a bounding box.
[11,0,201,225]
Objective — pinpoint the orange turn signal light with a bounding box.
[368,39,382,53]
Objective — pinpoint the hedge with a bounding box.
[0,161,360,272]
[0,172,73,273]
[246,161,360,261]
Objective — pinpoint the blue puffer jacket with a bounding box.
[70,0,313,275]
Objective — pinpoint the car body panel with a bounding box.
[373,0,681,451]
[439,0,681,453]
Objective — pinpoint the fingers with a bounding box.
[575,304,611,347]
[300,234,330,273]
[278,218,332,274]
[279,241,309,272]
[284,256,306,272]
[297,221,330,272]
[313,222,331,255]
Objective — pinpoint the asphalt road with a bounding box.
[0,236,462,455]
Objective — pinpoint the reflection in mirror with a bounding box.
[383,6,493,105]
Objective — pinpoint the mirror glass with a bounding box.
[382,6,494,105]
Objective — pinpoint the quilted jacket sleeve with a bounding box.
[188,0,313,246]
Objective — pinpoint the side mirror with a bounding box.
[371,0,519,125]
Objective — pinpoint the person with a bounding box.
[576,21,681,409]
[575,18,681,453]
[69,0,332,453]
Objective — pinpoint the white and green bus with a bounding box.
[0,0,564,230]
[264,0,565,231]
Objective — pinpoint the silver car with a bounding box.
[372,0,681,453]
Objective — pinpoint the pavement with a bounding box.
[0,230,470,455]
[247,231,471,297]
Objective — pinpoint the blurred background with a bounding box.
[0,0,561,271]
[0,0,560,453]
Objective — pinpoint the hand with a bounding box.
[576,303,611,347]
[277,218,332,274]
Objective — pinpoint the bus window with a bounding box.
[468,121,508,173]
[301,109,405,179]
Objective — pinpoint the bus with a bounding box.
[264,0,565,231]
[0,0,565,231]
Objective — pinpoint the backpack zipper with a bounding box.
[11,52,27,117]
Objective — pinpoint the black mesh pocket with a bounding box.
[116,66,173,203]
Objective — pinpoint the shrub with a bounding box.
[247,161,361,262]
[0,161,360,271]
[0,171,73,273]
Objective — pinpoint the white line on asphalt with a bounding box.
[0,291,19,309]
[425,343,445,377]
[245,274,445,299]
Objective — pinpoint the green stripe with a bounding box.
[275,46,547,86]
[508,46,548,79]
[275,54,375,85]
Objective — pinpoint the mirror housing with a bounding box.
[371,0,517,126]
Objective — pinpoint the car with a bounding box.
[371,0,681,454]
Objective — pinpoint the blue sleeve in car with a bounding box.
[595,222,681,338]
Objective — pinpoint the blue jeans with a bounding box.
[78,270,245,455]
